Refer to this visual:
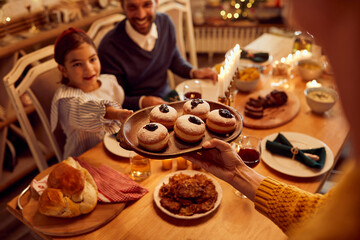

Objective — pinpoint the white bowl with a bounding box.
[297,59,324,81]
[235,67,260,92]
[304,87,338,113]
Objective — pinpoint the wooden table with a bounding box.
[6,33,350,240]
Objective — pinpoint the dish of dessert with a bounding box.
[153,170,222,219]
[118,100,243,159]
[237,89,300,129]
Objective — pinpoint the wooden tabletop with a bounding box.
[6,33,350,240]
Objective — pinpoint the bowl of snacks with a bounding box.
[297,59,324,81]
[304,87,338,113]
[235,67,260,92]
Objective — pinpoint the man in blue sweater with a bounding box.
[98,0,217,111]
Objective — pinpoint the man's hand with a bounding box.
[192,67,218,84]
[141,96,168,108]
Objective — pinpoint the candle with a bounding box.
[176,157,188,170]
[162,159,173,170]
[306,80,322,88]
[218,67,225,97]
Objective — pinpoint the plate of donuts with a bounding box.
[118,100,243,159]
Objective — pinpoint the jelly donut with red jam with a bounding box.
[206,109,236,134]
[149,104,178,129]
[137,123,169,152]
[174,115,206,143]
[183,99,210,121]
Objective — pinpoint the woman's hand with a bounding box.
[184,138,265,201]
[184,139,244,183]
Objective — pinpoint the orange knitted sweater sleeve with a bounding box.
[254,177,331,234]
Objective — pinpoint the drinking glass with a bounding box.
[129,152,151,181]
[231,135,262,198]
[183,80,202,100]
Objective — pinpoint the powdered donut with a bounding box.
[206,109,236,134]
[149,104,178,129]
[183,99,210,121]
[174,115,206,143]
[137,123,169,152]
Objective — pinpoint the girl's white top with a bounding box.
[51,74,125,159]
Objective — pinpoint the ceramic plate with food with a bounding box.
[153,170,222,219]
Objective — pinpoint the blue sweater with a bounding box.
[98,13,193,110]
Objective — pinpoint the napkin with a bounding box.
[265,133,326,169]
[32,159,149,203]
[241,50,269,63]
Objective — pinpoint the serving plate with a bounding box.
[17,167,125,237]
[236,89,300,129]
[261,132,334,177]
[153,170,222,219]
[118,100,243,159]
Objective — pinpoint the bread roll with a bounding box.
[38,157,98,218]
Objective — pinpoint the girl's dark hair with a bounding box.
[54,28,97,84]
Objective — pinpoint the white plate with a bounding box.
[103,133,135,157]
[153,170,222,219]
[175,79,218,102]
[261,132,334,178]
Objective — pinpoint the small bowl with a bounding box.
[304,87,338,113]
[235,67,260,92]
[297,59,324,81]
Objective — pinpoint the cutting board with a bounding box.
[20,184,126,237]
[237,90,300,129]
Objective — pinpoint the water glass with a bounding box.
[129,153,151,181]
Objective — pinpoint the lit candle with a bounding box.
[162,159,173,170]
[176,157,188,170]
[306,80,322,88]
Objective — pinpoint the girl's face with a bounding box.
[58,42,101,92]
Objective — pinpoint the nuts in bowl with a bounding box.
[297,59,324,81]
[235,67,260,92]
[304,87,338,113]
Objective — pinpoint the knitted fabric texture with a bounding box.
[254,177,329,234]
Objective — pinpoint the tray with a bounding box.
[236,90,300,129]
[119,100,243,159]
[17,172,126,237]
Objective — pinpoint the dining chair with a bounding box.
[3,44,63,172]
[87,13,126,47]
[158,0,198,89]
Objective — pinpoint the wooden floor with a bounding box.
[0,53,351,240]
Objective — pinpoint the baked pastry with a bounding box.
[38,157,98,218]
[149,104,178,129]
[183,99,210,121]
[206,109,237,134]
[244,98,264,119]
[174,115,205,143]
[244,90,288,119]
[137,123,169,151]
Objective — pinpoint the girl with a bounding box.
[51,28,133,159]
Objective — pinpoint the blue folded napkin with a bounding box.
[265,133,326,169]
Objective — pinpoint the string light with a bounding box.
[219,0,264,20]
